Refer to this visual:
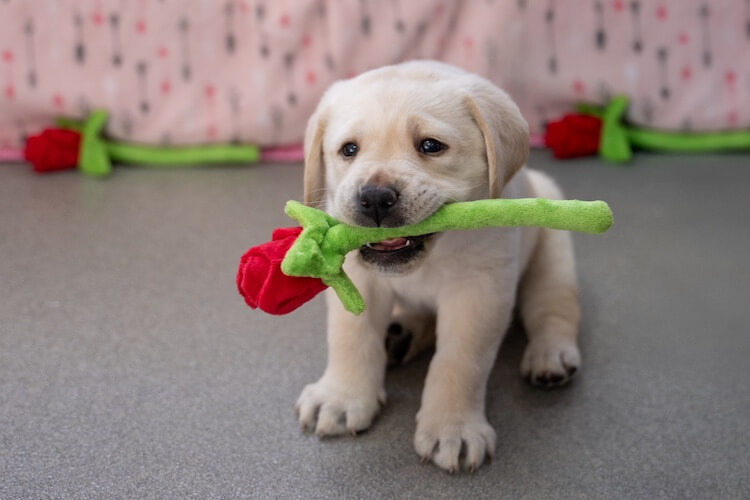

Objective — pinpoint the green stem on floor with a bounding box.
[59,110,259,176]
[578,96,750,163]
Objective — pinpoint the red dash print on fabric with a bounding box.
[52,93,65,108]
[136,18,147,34]
[92,0,104,26]
[301,35,312,49]
[725,70,737,88]
[205,84,218,140]
[463,37,475,65]
[158,46,169,59]
[613,0,625,12]
[135,0,147,34]
[305,70,316,85]
[280,13,291,28]
[678,32,689,45]
[92,11,104,26]
[160,79,171,95]
[2,50,13,100]
[573,80,586,95]
[680,66,692,81]
[656,6,667,21]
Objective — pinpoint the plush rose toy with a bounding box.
[544,95,750,162]
[23,110,260,176]
[237,199,614,315]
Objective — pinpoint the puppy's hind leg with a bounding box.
[520,226,581,388]
[520,174,581,388]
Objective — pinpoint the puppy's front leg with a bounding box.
[414,289,513,473]
[296,263,394,436]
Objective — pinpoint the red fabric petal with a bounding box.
[271,226,303,240]
[237,227,328,315]
[23,129,81,172]
[544,114,602,159]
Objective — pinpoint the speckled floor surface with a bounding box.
[1,151,749,499]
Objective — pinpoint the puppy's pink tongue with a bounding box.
[369,237,409,251]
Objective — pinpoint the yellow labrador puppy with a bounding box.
[295,61,580,473]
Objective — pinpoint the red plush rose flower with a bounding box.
[544,114,602,159]
[236,226,328,315]
[23,128,82,172]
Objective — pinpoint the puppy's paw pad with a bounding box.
[521,338,580,389]
[296,378,384,437]
[414,412,496,473]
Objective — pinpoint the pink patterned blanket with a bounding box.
[1,0,747,154]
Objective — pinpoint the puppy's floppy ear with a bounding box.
[303,108,327,208]
[463,82,529,198]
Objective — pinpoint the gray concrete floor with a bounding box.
[1,151,749,499]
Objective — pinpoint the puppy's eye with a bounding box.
[419,138,445,155]
[341,142,358,158]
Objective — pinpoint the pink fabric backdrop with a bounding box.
[0,0,748,151]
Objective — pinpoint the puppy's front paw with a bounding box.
[295,376,386,436]
[521,337,580,388]
[414,410,496,473]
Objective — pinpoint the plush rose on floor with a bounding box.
[544,114,602,159]
[23,128,81,172]
[236,226,328,315]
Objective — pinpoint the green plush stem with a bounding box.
[281,199,613,314]
[627,127,750,152]
[599,96,632,163]
[106,142,260,166]
[65,110,259,176]
[581,96,750,163]
[324,198,613,251]
[79,110,112,176]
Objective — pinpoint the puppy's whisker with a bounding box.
[305,187,327,196]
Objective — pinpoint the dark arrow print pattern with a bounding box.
[0,0,748,151]
[545,1,557,74]
[73,11,85,64]
[594,0,606,50]
[657,47,670,100]
[110,13,123,66]
[630,1,644,53]
[23,19,35,88]
[225,2,236,55]
[178,17,191,82]
[136,61,149,114]
[699,4,712,67]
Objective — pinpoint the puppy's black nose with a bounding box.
[358,185,399,226]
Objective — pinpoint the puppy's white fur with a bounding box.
[295,61,580,473]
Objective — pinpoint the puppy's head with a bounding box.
[304,61,529,275]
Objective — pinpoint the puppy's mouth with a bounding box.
[359,234,435,272]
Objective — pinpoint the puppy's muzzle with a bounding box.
[358,184,400,227]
